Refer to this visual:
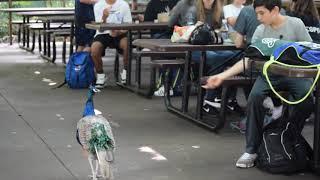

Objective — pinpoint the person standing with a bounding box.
[75,0,97,52]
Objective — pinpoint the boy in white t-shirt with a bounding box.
[91,0,132,88]
[223,0,246,41]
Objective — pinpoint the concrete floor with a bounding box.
[0,43,318,180]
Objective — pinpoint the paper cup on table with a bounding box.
[154,19,158,23]
[157,12,169,23]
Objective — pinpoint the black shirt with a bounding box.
[144,0,180,37]
[287,12,320,43]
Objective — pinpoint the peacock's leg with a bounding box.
[88,154,97,180]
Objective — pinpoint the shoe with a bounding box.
[203,98,221,109]
[236,153,257,168]
[227,99,244,115]
[202,100,219,116]
[95,73,106,88]
[154,85,173,97]
[230,117,246,134]
[120,69,127,84]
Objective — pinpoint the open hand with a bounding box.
[201,75,224,89]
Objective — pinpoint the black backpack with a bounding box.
[256,120,313,174]
[189,23,223,45]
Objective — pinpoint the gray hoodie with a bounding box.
[168,0,197,27]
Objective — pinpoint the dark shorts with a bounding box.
[75,26,96,46]
[92,33,127,55]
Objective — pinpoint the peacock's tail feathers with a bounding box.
[77,115,115,154]
[88,123,114,154]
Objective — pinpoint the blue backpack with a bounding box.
[64,52,95,89]
[263,41,320,104]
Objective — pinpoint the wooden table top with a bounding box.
[0,7,74,12]
[85,22,168,31]
[133,39,239,52]
[16,11,74,17]
[36,15,74,22]
[250,59,318,78]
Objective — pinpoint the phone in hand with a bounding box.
[200,76,209,85]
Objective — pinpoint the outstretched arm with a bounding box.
[202,58,249,89]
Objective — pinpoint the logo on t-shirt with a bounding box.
[262,38,279,48]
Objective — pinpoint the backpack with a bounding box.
[256,120,312,174]
[189,23,223,45]
[245,38,290,60]
[262,41,320,104]
[65,52,95,89]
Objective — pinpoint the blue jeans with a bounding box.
[192,50,241,100]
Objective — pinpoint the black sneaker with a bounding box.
[202,101,219,116]
[227,99,244,115]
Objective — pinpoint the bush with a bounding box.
[0,0,74,38]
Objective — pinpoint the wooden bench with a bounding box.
[51,30,72,64]
[215,75,255,131]
[24,22,71,53]
[12,20,40,43]
[131,50,186,97]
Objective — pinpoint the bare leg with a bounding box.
[119,37,128,70]
[91,41,104,74]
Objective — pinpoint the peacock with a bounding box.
[76,86,115,180]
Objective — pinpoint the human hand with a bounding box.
[102,6,112,22]
[201,75,224,89]
[137,14,144,22]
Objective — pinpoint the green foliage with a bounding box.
[0,0,74,38]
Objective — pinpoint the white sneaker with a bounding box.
[236,152,258,168]
[154,85,173,97]
[120,69,127,84]
[95,73,106,88]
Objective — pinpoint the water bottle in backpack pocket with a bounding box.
[65,52,95,89]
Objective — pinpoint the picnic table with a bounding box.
[36,15,75,63]
[133,39,241,130]
[250,60,320,174]
[85,22,169,87]
[0,7,74,45]
[16,11,74,52]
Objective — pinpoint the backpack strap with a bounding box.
[262,56,320,105]
[51,79,66,89]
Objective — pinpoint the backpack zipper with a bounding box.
[263,133,271,163]
[281,123,292,159]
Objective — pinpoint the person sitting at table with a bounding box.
[91,0,132,88]
[169,0,242,116]
[202,0,313,168]
[139,0,182,97]
[142,0,180,38]
[223,0,246,42]
[75,0,97,52]
[287,0,320,43]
